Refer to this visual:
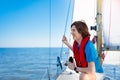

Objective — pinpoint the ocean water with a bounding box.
[0,48,120,80]
[0,48,69,80]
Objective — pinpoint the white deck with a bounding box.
[57,68,105,80]
[57,70,79,80]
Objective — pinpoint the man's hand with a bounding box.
[62,35,68,44]
[67,62,75,70]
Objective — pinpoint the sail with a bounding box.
[72,0,96,25]
[102,0,120,50]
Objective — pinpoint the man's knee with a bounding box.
[79,73,88,80]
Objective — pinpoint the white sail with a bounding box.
[102,0,120,50]
[72,0,96,25]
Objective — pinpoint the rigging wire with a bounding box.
[48,0,51,80]
[60,0,72,60]
[104,0,112,59]
[102,0,112,65]
[108,0,112,49]
[68,0,74,57]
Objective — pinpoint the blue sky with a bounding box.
[0,0,74,47]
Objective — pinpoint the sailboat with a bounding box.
[56,0,120,80]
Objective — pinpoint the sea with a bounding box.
[0,48,120,80]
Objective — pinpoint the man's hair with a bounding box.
[71,21,90,38]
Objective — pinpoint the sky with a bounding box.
[0,0,120,48]
[0,0,74,47]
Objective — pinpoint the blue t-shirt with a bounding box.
[85,40,103,73]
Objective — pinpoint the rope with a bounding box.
[60,0,72,60]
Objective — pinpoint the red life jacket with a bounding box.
[73,36,90,67]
